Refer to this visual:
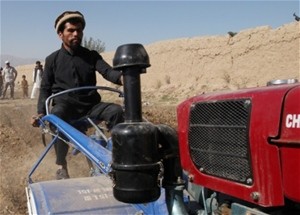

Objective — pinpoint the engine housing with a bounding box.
[177,83,300,207]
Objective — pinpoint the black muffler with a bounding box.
[111,44,161,203]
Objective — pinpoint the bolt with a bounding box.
[251,192,260,201]
[244,100,251,107]
[246,178,253,184]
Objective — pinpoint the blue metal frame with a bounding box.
[27,113,170,214]
[45,86,124,115]
[26,86,175,214]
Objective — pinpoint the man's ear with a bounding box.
[58,32,63,39]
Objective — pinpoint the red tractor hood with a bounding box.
[177,83,300,207]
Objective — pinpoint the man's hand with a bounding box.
[31,114,45,127]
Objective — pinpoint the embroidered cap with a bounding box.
[54,11,85,33]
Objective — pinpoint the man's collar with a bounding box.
[61,44,83,56]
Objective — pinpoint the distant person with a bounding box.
[30,61,43,99]
[0,67,3,97]
[30,11,124,180]
[21,75,29,98]
[2,61,18,100]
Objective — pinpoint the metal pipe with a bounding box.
[122,67,142,122]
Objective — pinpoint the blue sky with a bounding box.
[1,0,299,60]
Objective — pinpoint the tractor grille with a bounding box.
[188,99,252,184]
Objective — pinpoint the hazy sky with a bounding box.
[1,0,299,60]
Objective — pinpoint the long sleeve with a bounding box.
[95,57,122,85]
[33,69,37,83]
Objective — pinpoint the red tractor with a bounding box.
[177,79,300,214]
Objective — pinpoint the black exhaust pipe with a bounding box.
[111,44,161,203]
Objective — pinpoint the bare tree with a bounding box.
[82,37,106,53]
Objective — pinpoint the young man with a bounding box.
[2,61,18,99]
[31,11,124,180]
[30,61,43,99]
[0,68,3,97]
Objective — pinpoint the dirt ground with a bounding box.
[0,89,177,215]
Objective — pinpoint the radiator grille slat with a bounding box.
[188,99,252,184]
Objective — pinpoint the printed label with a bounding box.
[286,114,300,128]
[76,188,113,202]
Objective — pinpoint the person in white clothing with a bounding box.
[30,61,43,99]
[2,61,18,99]
[0,67,3,97]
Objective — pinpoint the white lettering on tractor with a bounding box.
[286,114,300,128]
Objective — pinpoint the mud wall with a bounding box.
[102,22,299,101]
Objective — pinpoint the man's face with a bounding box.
[59,22,83,50]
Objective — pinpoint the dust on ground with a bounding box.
[0,89,177,215]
